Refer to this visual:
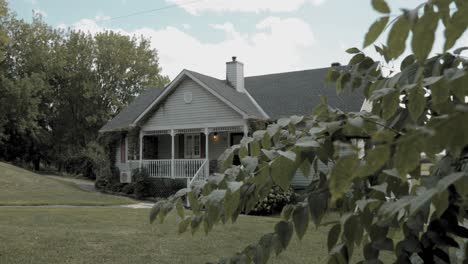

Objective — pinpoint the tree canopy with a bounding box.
[149,0,468,263]
[0,2,169,170]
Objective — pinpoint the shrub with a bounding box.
[130,168,187,199]
[132,167,152,199]
[121,184,134,195]
[150,178,186,198]
[109,182,126,193]
[63,142,111,180]
[249,186,298,216]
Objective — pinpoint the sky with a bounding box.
[7,0,465,80]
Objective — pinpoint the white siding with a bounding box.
[142,78,243,130]
[291,161,330,188]
[208,132,229,160]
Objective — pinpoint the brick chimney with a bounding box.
[226,56,244,93]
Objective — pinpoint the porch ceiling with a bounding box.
[142,125,244,135]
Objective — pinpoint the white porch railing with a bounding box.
[136,159,207,179]
[189,159,209,185]
[174,159,206,178]
[142,159,172,178]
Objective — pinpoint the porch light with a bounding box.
[212,132,219,142]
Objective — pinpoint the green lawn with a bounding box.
[0,162,134,206]
[0,208,347,264]
[0,162,393,263]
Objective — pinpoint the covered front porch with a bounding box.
[133,125,247,182]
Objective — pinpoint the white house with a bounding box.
[99,57,366,189]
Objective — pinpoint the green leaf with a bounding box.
[344,215,363,246]
[387,16,410,59]
[299,159,311,178]
[149,201,162,223]
[444,7,468,51]
[356,145,390,177]
[450,70,468,101]
[308,190,328,227]
[364,17,389,48]
[409,188,438,215]
[277,150,296,162]
[176,198,185,219]
[281,204,295,220]
[292,204,309,240]
[394,134,422,175]
[349,53,366,65]
[382,89,400,120]
[346,47,361,54]
[250,141,261,156]
[329,154,359,202]
[432,190,449,218]
[411,7,438,63]
[274,221,294,249]
[188,192,200,214]
[372,0,390,13]
[270,156,296,191]
[241,156,258,173]
[224,189,241,220]
[436,172,466,192]
[239,145,248,160]
[400,54,415,71]
[430,77,449,105]
[408,86,426,121]
[190,215,202,234]
[261,132,271,149]
[328,224,341,252]
[454,46,468,55]
[178,217,191,234]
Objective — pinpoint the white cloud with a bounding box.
[95,14,111,21]
[182,23,192,30]
[165,0,326,14]
[67,16,316,79]
[33,9,47,17]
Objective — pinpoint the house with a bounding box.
[99,57,366,188]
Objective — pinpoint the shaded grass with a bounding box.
[0,162,134,206]
[0,208,346,264]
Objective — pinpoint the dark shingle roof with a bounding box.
[186,70,264,118]
[100,67,366,132]
[244,67,365,119]
[99,88,163,132]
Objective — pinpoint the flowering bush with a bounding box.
[250,185,297,215]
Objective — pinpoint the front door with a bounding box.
[184,134,201,159]
[230,132,244,165]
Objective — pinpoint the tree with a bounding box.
[150,0,468,263]
[0,2,169,170]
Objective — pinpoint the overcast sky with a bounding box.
[9,0,466,79]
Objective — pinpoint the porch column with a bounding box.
[139,130,143,169]
[205,128,209,177]
[243,124,249,137]
[171,129,175,179]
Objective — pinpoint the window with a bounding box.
[184,134,201,159]
[120,138,126,163]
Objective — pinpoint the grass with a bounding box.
[0,208,349,264]
[0,162,134,206]
[0,162,394,263]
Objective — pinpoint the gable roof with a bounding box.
[245,67,365,119]
[100,67,366,133]
[99,88,163,132]
[185,70,265,119]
